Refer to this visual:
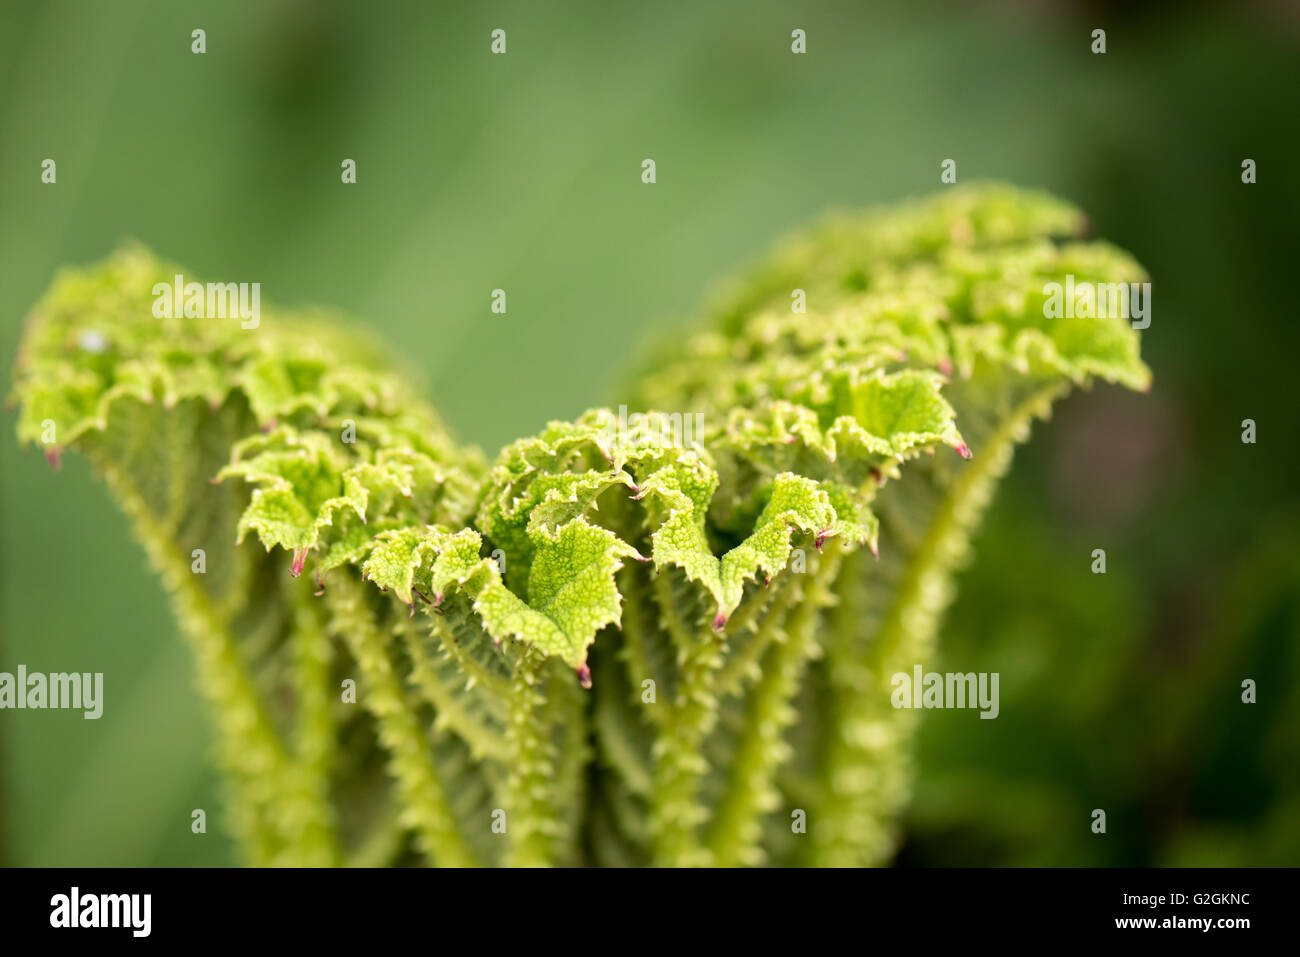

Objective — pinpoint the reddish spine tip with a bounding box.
[938,357,953,376]
[576,663,592,689]
[954,442,973,460]
[712,612,727,633]
[290,547,309,577]
[44,447,62,470]
[870,540,880,558]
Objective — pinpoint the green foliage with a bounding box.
[10,184,1149,866]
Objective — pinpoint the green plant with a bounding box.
[10,183,1149,867]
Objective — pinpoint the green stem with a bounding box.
[649,573,721,866]
[92,452,314,865]
[403,622,508,761]
[432,615,512,712]
[325,575,476,867]
[808,383,1063,866]
[284,587,342,865]
[617,567,667,729]
[502,652,561,867]
[714,574,801,698]
[707,551,839,866]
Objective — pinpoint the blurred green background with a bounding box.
[2,0,1297,866]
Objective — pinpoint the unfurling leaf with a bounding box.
[11,185,1149,866]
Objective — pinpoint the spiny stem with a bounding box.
[548,665,590,863]
[325,575,476,867]
[431,614,512,711]
[714,573,802,699]
[92,451,320,866]
[707,550,840,866]
[593,678,655,797]
[403,621,508,761]
[286,586,342,865]
[502,652,561,867]
[618,567,668,728]
[809,383,1063,866]
[649,573,721,866]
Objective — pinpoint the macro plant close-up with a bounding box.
[1,0,1297,934]
[9,185,1149,867]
